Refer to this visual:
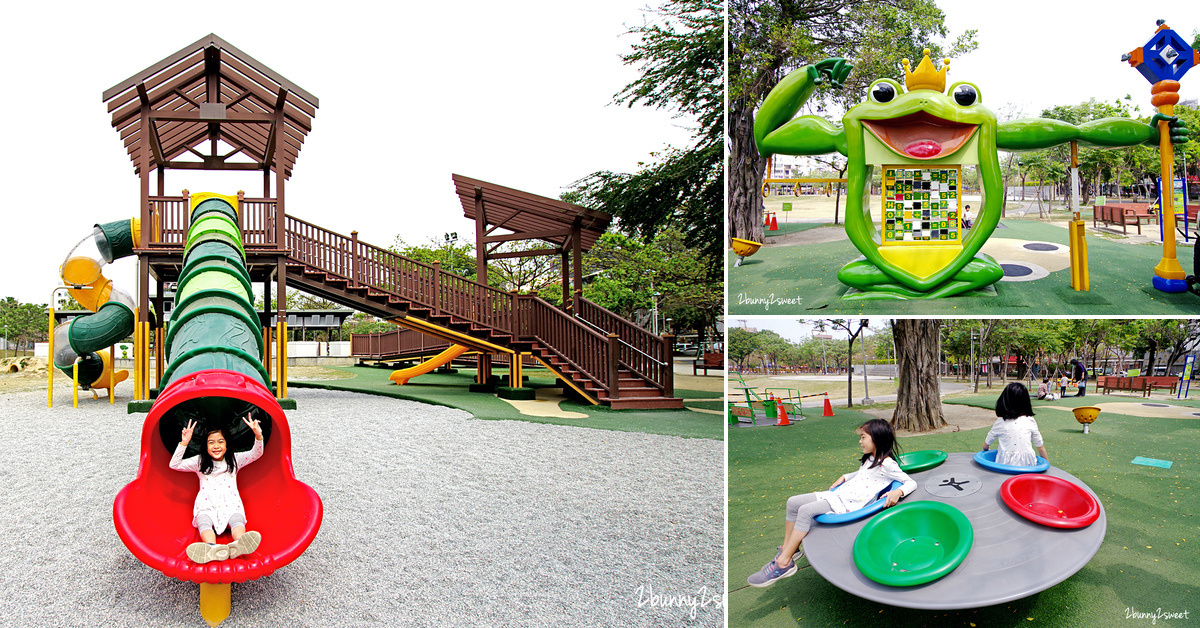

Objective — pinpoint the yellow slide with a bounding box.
[389,345,470,385]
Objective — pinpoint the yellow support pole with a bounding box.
[133,309,141,401]
[72,359,80,408]
[510,352,523,388]
[143,322,151,398]
[47,305,55,408]
[155,327,163,390]
[199,582,231,627]
[109,345,116,404]
[1152,80,1185,288]
[277,321,287,399]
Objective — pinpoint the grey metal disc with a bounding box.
[802,452,1106,609]
[923,472,983,498]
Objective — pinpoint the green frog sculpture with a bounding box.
[755,50,1189,299]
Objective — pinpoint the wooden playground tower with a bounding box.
[104,34,681,409]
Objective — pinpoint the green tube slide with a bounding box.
[158,197,269,393]
[56,218,139,384]
[151,195,278,452]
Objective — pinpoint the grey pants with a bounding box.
[786,493,833,533]
[196,513,247,534]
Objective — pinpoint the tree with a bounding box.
[728,327,760,372]
[728,0,975,242]
[756,330,792,374]
[1,297,50,350]
[571,0,722,275]
[827,319,868,406]
[891,319,946,432]
[580,229,722,345]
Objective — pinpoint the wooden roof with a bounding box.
[102,34,318,179]
[453,174,612,253]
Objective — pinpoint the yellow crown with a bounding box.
[902,48,949,92]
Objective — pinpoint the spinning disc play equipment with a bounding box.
[731,238,763,267]
[815,480,903,524]
[1000,475,1101,529]
[802,452,1105,609]
[1073,406,1101,434]
[852,501,973,587]
[973,449,1050,474]
[113,195,322,626]
[897,449,947,473]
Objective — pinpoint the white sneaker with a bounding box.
[186,542,229,564]
[228,531,262,558]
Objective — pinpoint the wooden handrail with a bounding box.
[285,215,516,334]
[143,199,667,402]
[576,297,672,396]
[517,295,613,395]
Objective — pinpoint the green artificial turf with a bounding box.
[762,221,833,236]
[946,393,1200,411]
[729,407,1198,627]
[289,366,723,440]
[728,220,1200,315]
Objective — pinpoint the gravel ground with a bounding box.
[0,386,724,627]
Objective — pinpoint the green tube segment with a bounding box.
[68,301,135,355]
[156,197,270,394]
[95,219,136,262]
[185,215,241,251]
[192,198,239,223]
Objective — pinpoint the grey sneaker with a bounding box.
[747,558,797,587]
[228,531,262,558]
[777,546,804,565]
[186,542,229,564]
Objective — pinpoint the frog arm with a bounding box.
[757,116,848,157]
[754,61,851,158]
[997,116,1187,150]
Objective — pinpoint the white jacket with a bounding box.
[815,456,916,514]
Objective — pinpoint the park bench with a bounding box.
[1174,206,1200,241]
[1139,376,1179,397]
[1098,375,1178,396]
[694,352,724,375]
[1092,203,1156,235]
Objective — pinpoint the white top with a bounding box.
[814,456,916,514]
[169,438,264,534]
[1060,376,1070,387]
[985,416,1044,467]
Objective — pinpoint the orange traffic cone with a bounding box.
[823,393,834,417]
[768,214,779,231]
[775,398,791,426]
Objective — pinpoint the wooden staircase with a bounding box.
[281,217,681,409]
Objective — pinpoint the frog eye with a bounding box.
[952,84,978,106]
[870,83,896,103]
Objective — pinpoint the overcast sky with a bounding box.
[1,0,696,304]
[731,318,894,342]
[942,1,1200,119]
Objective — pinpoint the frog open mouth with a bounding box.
[862,111,978,160]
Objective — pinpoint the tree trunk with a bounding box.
[891,320,947,432]
[729,97,766,244]
[846,338,855,408]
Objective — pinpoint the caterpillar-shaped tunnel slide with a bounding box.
[112,194,322,622]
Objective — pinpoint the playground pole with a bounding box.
[1123,20,1195,292]
[1153,80,1184,287]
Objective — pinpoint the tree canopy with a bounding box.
[571,0,722,277]
[728,0,976,241]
